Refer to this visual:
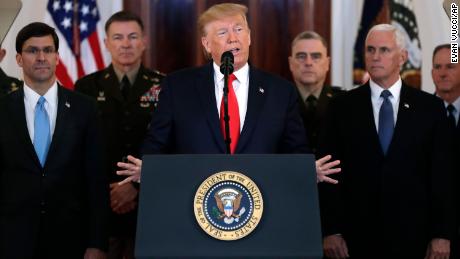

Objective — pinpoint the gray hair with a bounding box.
[291,30,328,50]
[365,24,406,50]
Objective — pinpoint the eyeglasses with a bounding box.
[22,47,56,56]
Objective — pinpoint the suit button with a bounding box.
[124,126,132,131]
[124,111,131,116]
[41,210,46,214]
[125,143,132,149]
[41,201,45,206]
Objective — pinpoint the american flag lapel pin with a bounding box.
[259,87,264,94]
[404,103,409,109]
[65,101,70,108]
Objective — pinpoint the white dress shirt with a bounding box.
[23,82,58,142]
[369,78,401,131]
[213,62,249,132]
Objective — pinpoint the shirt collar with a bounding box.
[445,96,460,111]
[213,62,249,85]
[369,77,402,101]
[23,81,58,106]
[113,64,141,85]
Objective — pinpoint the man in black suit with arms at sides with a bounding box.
[116,3,340,187]
[432,43,460,259]
[320,24,455,259]
[0,22,108,259]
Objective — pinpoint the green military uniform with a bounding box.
[298,85,343,154]
[0,68,21,97]
[75,64,164,237]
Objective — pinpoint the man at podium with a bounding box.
[116,3,340,185]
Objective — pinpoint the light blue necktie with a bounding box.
[34,96,51,166]
[378,90,394,155]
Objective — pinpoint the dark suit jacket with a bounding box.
[318,82,455,258]
[75,64,164,236]
[297,85,343,154]
[142,63,309,154]
[0,85,109,258]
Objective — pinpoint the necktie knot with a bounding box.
[447,104,455,114]
[37,96,46,107]
[305,95,318,107]
[121,75,131,100]
[447,104,457,128]
[380,90,392,99]
[228,73,237,87]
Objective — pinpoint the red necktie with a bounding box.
[220,74,240,154]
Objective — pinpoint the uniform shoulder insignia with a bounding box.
[153,69,166,77]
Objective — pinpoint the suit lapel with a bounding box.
[7,88,42,167]
[386,84,413,156]
[45,85,70,166]
[316,85,333,119]
[358,84,384,156]
[235,67,266,153]
[195,63,226,152]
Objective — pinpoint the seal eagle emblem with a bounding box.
[194,171,263,241]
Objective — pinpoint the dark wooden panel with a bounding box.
[124,0,331,82]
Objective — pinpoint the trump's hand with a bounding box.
[116,155,142,186]
[316,155,341,184]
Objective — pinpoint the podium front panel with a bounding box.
[136,154,322,259]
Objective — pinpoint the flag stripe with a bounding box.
[56,61,74,89]
[88,31,105,70]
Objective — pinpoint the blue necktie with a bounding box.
[378,90,394,154]
[34,96,51,166]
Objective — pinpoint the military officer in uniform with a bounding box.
[288,31,343,154]
[75,11,164,259]
[0,48,22,97]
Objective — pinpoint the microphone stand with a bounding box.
[222,66,231,154]
[220,52,234,154]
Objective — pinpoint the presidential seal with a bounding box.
[194,171,263,241]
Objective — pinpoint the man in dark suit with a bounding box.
[288,31,343,154]
[116,3,340,186]
[432,43,460,259]
[0,22,108,258]
[75,11,164,259]
[320,24,455,259]
[0,47,22,97]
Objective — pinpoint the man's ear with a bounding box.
[16,53,23,67]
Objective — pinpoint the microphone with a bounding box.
[219,50,234,154]
[220,51,234,76]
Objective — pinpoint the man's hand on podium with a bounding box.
[117,154,341,186]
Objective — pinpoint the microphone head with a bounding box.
[221,50,234,64]
[220,51,234,74]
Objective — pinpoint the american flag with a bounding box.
[45,0,106,89]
